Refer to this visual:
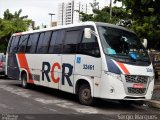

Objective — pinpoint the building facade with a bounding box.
[58,0,92,25]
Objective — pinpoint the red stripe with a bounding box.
[116,62,130,74]
[17,54,34,84]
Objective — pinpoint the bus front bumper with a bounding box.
[98,73,154,100]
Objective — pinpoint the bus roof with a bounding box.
[12,21,134,36]
[95,22,134,33]
[12,21,96,36]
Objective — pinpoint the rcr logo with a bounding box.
[42,62,73,86]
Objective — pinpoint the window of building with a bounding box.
[26,33,39,53]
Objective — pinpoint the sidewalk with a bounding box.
[146,80,160,109]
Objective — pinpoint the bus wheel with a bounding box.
[78,83,94,106]
[21,73,28,88]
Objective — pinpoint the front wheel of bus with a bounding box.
[21,73,28,88]
[78,83,94,106]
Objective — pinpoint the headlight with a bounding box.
[104,71,122,81]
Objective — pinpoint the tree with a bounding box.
[13,9,28,20]
[80,5,130,25]
[0,9,31,52]
[114,0,160,50]
[80,0,160,49]
[3,9,13,20]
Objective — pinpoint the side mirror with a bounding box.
[142,38,147,48]
[84,28,91,39]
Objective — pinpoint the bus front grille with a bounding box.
[125,75,148,84]
[127,87,146,94]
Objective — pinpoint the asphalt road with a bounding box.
[0,79,160,120]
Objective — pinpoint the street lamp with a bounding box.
[48,13,55,27]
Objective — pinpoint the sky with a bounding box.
[0,0,121,27]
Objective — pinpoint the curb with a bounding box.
[146,100,160,109]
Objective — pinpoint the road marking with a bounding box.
[0,85,31,98]
[0,104,8,109]
[48,108,57,112]
[34,98,54,104]
[0,84,98,114]
[74,107,98,114]
[0,103,14,110]
[34,98,98,114]
[42,106,57,112]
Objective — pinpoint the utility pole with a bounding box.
[109,0,112,20]
[62,3,64,25]
[48,13,55,27]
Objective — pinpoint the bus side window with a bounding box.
[17,35,29,53]
[36,31,52,54]
[48,30,64,54]
[48,31,58,54]
[63,29,82,54]
[43,31,52,53]
[26,33,39,53]
[9,36,20,53]
[36,32,45,53]
[78,28,100,57]
[7,36,14,53]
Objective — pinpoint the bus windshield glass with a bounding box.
[97,25,150,63]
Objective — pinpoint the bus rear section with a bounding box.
[6,22,154,105]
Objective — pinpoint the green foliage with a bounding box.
[0,9,31,52]
[0,44,6,53]
[114,0,160,50]
[79,12,94,22]
[80,6,130,25]
[80,0,160,50]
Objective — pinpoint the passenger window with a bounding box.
[63,30,81,54]
[79,27,100,57]
[10,36,20,53]
[17,35,29,53]
[26,33,39,53]
[36,31,52,54]
[7,36,14,53]
[48,30,64,54]
[36,33,44,53]
[49,31,58,53]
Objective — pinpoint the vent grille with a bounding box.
[125,75,148,84]
[127,87,146,94]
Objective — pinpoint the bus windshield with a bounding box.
[97,25,150,63]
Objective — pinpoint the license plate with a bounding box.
[133,84,144,88]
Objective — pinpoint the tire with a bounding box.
[78,83,94,106]
[21,73,28,88]
[4,75,8,79]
